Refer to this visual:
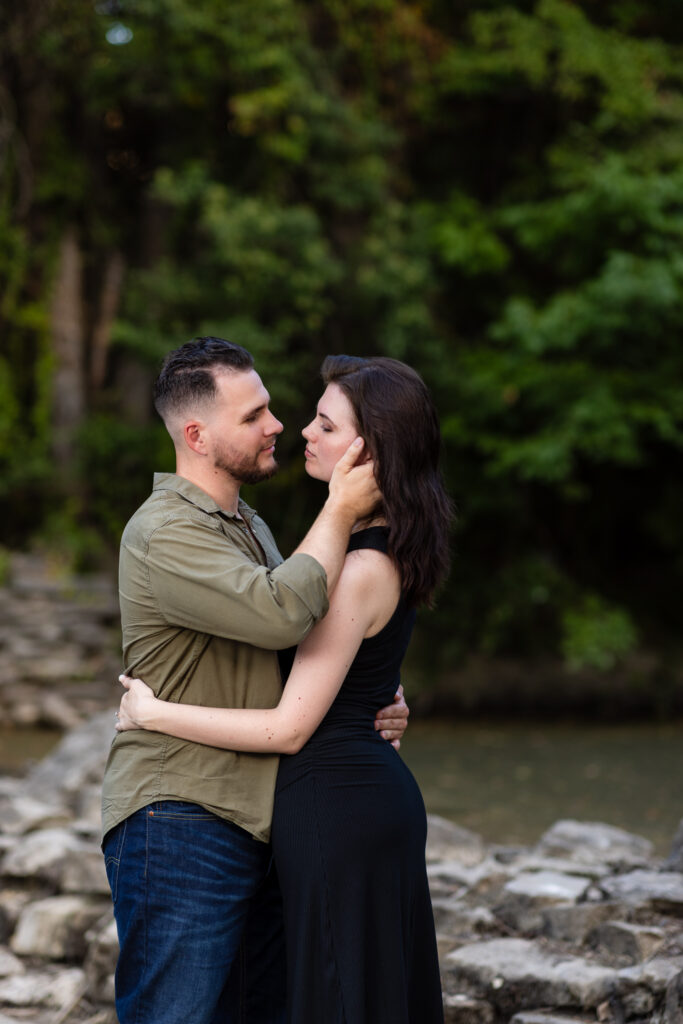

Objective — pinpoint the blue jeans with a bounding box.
[103,801,285,1024]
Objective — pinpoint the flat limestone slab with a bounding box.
[503,871,591,903]
[599,870,683,915]
[536,820,653,867]
[510,1014,595,1024]
[447,937,615,1015]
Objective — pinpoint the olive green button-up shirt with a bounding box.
[101,473,328,843]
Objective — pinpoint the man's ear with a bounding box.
[183,419,208,455]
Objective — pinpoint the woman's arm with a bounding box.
[117,551,395,755]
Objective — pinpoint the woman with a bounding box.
[117,354,453,1024]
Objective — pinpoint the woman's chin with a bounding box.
[304,461,331,484]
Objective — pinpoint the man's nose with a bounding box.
[267,412,284,436]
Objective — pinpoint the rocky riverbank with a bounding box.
[0,553,120,731]
[1,553,682,1022]
[0,713,681,1023]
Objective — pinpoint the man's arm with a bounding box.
[117,554,382,752]
[132,440,379,653]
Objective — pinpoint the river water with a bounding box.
[401,719,683,856]
[1,719,681,855]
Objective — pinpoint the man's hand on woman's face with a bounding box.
[328,438,381,521]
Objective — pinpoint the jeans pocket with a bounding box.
[103,819,127,902]
[147,800,216,820]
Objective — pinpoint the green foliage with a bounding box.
[562,595,639,671]
[0,546,10,586]
[2,0,683,697]
[76,416,175,549]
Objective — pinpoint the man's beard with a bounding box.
[213,446,279,486]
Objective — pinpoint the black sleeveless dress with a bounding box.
[272,527,443,1024]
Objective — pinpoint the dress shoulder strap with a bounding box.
[346,526,389,555]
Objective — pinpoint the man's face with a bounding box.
[204,369,284,485]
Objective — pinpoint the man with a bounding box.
[101,337,408,1024]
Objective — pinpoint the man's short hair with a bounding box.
[153,337,254,422]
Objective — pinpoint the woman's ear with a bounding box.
[359,441,372,465]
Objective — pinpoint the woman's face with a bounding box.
[302,383,360,483]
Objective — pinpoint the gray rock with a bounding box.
[541,902,621,945]
[60,843,110,895]
[666,819,683,873]
[537,820,654,868]
[511,854,607,880]
[7,696,43,726]
[437,932,463,959]
[613,956,683,1022]
[509,1014,595,1024]
[599,870,683,915]
[494,872,591,934]
[0,946,25,977]
[22,647,84,683]
[11,895,109,960]
[0,792,72,836]
[588,920,666,963]
[665,969,683,1024]
[618,956,683,994]
[427,815,486,867]
[446,937,615,1015]
[83,916,117,1004]
[74,781,108,828]
[38,690,85,729]
[432,896,497,937]
[427,857,512,894]
[0,966,85,1009]
[1,828,83,885]
[503,871,591,903]
[442,992,495,1023]
[21,710,116,809]
[0,889,34,944]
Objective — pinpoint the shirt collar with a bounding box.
[152,473,257,522]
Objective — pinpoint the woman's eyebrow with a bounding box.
[317,408,336,427]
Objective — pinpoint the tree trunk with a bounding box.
[90,250,125,393]
[50,225,85,469]
[116,194,168,425]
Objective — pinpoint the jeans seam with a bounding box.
[104,818,128,903]
[134,806,151,1024]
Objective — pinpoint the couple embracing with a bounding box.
[102,336,452,1023]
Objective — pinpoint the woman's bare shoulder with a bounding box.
[339,547,402,635]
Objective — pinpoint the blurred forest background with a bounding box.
[2,0,683,716]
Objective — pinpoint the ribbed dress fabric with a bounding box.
[272,527,444,1024]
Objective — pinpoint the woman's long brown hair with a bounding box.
[321,355,454,607]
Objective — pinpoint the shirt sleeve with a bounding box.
[140,516,329,649]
